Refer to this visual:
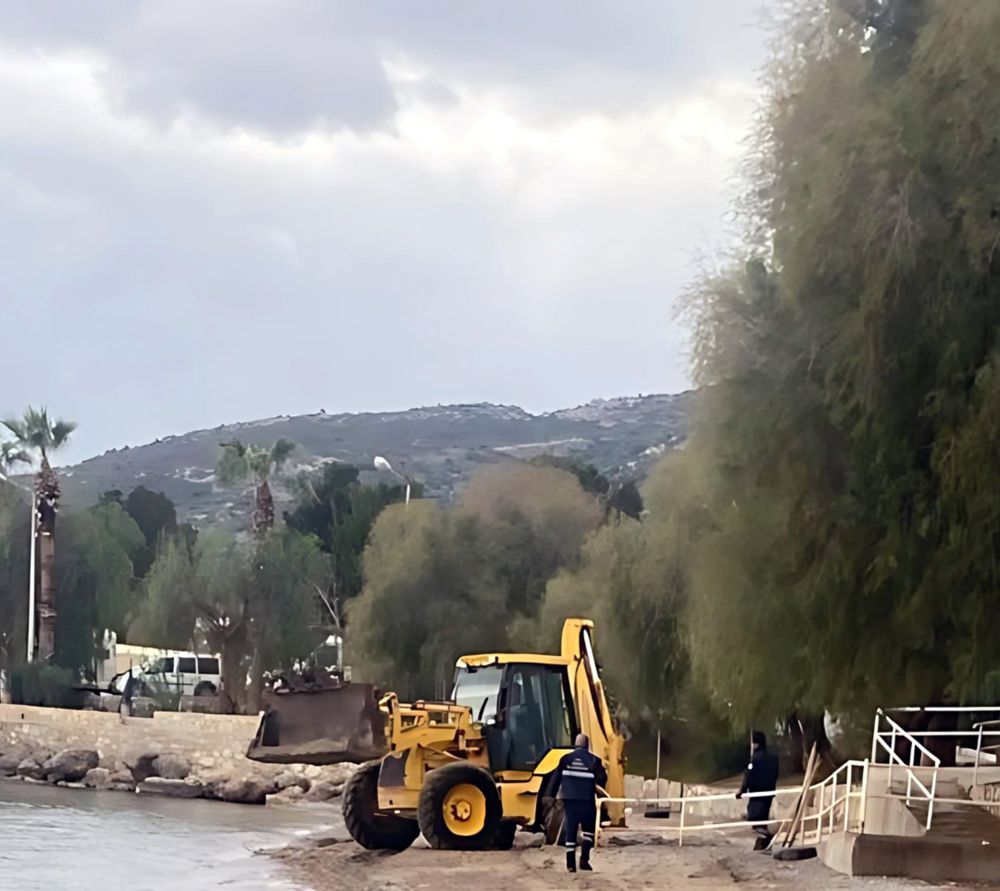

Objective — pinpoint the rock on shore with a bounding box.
[0,737,358,807]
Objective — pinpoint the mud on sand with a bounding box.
[272,823,964,891]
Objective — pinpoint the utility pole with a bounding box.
[26,491,37,662]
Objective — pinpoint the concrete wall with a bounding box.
[0,703,260,775]
[820,830,1000,882]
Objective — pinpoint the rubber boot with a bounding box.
[580,843,593,871]
[566,850,576,873]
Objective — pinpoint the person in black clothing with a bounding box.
[551,733,608,873]
[736,730,779,848]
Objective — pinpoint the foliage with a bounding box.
[0,440,30,475]
[53,503,145,675]
[138,526,330,711]
[531,455,711,723]
[459,464,601,616]
[347,502,507,698]
[216,437,296,535]
[678,0,1000,728]
[216,438,296,486]
[251,526,333,669]
[348,464,601,696]
[283,463,415,610]
[125,486,178,576]
[2,407,76,464]
[530,456,611,497]
[0,483,29,670]
[10,662,76,707]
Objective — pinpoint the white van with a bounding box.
[138,652,222,697]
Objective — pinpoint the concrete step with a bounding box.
[905,799,1000,846]
[821,830,1000,883]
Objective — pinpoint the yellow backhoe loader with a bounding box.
[341,618,625,851]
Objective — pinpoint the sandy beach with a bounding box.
[272,817,971,891]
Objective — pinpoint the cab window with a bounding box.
[504,664,575,771]
[453,664,503,722]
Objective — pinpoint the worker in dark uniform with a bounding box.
[552,732,607,873]
[736,730,780,848]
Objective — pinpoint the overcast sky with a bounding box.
[0,1,767,464]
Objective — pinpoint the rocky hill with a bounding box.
[56,392,694,526]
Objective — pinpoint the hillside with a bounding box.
[56,392,694,526]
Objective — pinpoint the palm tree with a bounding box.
[2,408,76,661]
[0,441,30,479]
[216,438,296,536]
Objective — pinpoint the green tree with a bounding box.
[123,486,178,577]
[216,438,295,535]
[139,527,330,712]
[284,462,417,609]
[140,529,249,708]
[0,441,30,478]
[53,503,145,675]
[679,0,1000,732]
[347,502,506,698]
[2,408,76,661]
[0,482,30,673]
[459,464,601,616]
[347,464,601,697]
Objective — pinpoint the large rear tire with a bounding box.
[418,763,501,850]
[342,761,419,851]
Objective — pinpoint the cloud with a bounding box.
[0,1,766,464]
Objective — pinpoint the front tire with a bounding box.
[343,761,420,851]
[541,797,565,845]
[418,763,501,850]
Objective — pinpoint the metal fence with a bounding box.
[598,705,1000,848]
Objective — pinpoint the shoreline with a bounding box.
[0,702,357,806]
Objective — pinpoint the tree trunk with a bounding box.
[212,621,249,715]
[253,481,274,536]
[36,532,56,661]
[35,459,60,663]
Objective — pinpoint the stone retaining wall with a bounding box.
[0,704,260,766]
[0,704,356,805]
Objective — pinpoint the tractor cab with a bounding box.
[452,658,577,773]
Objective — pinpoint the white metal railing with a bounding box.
[871,709,939,828]
[596,706,1000,849]
[598,759,868,848]
[876,707,1000,796]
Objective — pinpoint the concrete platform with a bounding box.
[820,831,1000,883]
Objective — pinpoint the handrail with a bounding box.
[599,759,869,848]
[596,706,1000,851]
[871,710,939,829]
[885,706,1000,713]
[876,709,942,765]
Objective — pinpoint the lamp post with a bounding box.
[373,456,411,505]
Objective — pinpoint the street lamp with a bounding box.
[373,456,411,505]
[0,471,37,663]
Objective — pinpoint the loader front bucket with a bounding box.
[246,683,387,766]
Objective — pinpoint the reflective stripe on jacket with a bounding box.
[553,747,608,801]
